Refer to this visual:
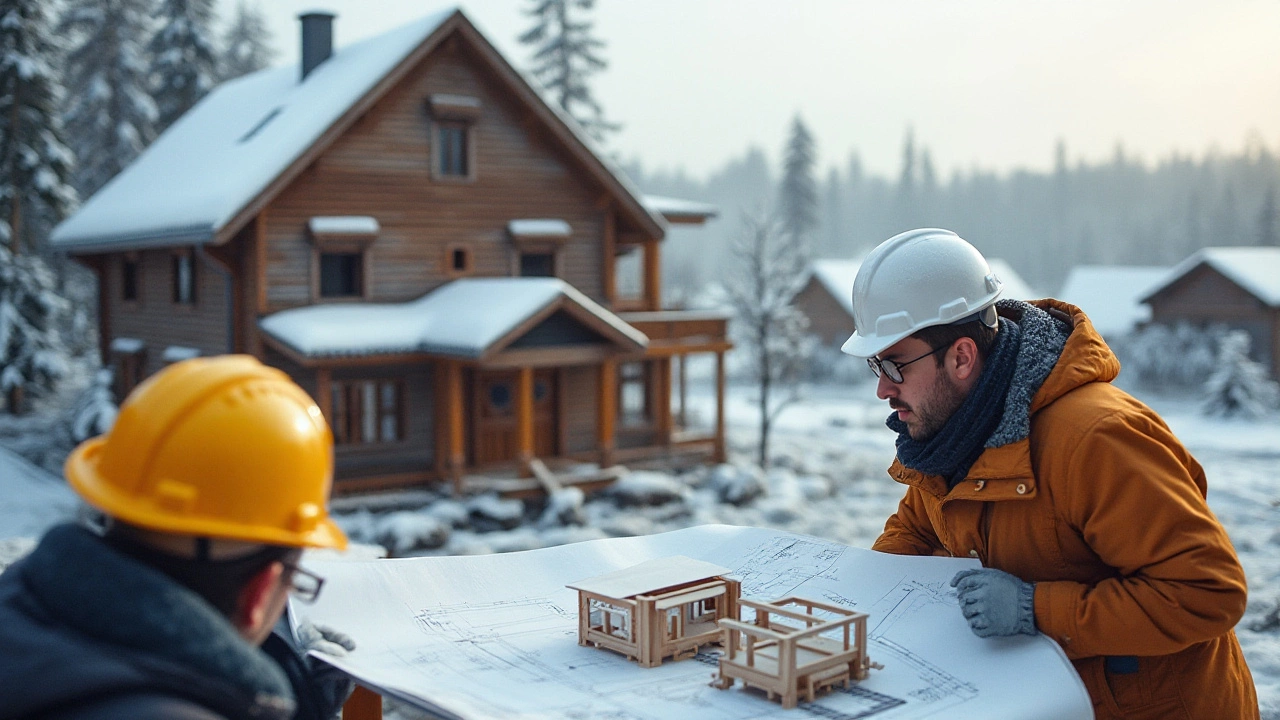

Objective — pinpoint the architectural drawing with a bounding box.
[296,525,1092,719]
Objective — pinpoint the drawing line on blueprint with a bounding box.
[867,579,980,709]
[731,537,847,598]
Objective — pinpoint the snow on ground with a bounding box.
[2,377,1278,717]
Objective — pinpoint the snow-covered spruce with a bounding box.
[219,0,275,82]
[58,0,158,198]
[1202,330,1280,419]
[0,245,73,412]
[68,368,117,442]
[518,0,619,143]
[148,0,219,133]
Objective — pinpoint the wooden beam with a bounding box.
[516,366,534,475]
[598,359,616,467]
[714,351,726,463]
[678,354,687,429]
[643,240,660,312]
[603,206,616,307]
[445,360,466,494]
[341,686,382,720]
[654,358,673,444]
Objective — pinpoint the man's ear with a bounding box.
[236,562,284,635]
[950,337,981,381]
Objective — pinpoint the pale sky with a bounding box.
[226,0,1280,180]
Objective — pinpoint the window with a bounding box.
[437,122,469,177]
[445,244,473,278]
[121,257,139,302]
[619,361,650,427]
[427,93,479,181]
[172,251,196,304]
[331,379,404,445]
[320,252,362,298]
[520,252,555,278]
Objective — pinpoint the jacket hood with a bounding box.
[1023,298,1120,414]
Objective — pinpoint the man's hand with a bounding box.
[950,568,1037,638]
[295,620,357,718]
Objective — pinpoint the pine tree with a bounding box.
[778,115,817,250]
[725,210,813,468]
[1257,182,1278,247]
[0,0,77,255]
[0,244,71,413]
[519,0,619,143]
[149,0,218,133]
[220,0,274,81]
[59,0,158,199]
[1202,330,1279,419]
[894,127,917,229]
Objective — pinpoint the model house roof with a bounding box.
[1059,265,1168,337]
[566,556,732,599]
[259,277,648,360]
[1140,247,1280,307]
[51,8,665,252]
[806,257,1037,317]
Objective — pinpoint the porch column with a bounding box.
[315,367,332,424]
[677,354,688,429]
[714,350,726,463]
[598,358,616,467]
[655,358,673,445]
[516,366,535,474]
[443,360,466,495]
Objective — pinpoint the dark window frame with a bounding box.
[330,379,406,446]
[319,252,364,299]
[121,256,140,303]
[618,361,652,429]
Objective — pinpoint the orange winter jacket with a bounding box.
[872,299,1258,720]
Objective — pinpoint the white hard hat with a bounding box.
[840,228,1003,358]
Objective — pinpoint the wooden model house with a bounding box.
[1140,247,1280,378]
[51,9,730,493]
[566,556,741,668]
[713,595,875,709]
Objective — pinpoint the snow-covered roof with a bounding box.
[1059,265,1168,337]
[51,8,664,251]
[507,219,571,238]
[986,259,1041,302]
[566,556,731,599]
[642,195,718,223]
[309,216,380,236]
[259,277,647,359]
[1140,247,1280,307]
[809,259,862,315]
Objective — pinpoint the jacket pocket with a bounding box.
[1092,655,1190,720]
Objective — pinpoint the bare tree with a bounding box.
[725,210,813,468]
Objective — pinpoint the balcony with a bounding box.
[618,310,732,356]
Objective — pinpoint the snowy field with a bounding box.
[1,377,1278,718]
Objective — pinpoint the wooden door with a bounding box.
[473,369,558,465]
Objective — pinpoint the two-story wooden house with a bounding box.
[51,8,730,493]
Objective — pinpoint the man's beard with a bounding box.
[898,370,967,442]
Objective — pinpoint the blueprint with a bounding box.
[294,525,1092,719]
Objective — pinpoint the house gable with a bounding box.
[260,27,623,310]
[1146,263,1269,318]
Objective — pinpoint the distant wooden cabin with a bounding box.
[1140,247,1280,378]
[567,556,740,668]
[51,9,729,493]
[793,257,1039,350]
[1057,265,1167,339]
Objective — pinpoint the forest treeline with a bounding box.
[627,129,1280,299]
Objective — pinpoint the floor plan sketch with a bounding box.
[297,525,1092,720]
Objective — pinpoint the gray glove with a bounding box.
[296,620,357,717]
[950,568,1037,638]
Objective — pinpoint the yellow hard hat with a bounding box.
[66,355,347,550]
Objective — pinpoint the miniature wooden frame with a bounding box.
[713,595,875,709]
[567,556,741,668]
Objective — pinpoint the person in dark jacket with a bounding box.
[0,356,355,719]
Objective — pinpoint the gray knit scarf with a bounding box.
[888,300,1071,487]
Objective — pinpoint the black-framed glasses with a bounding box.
[867,345,948,384]
[281,561,326,604]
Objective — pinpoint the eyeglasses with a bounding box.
[867,345,948,384]
[280,561,326,604]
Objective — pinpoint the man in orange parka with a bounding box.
[842,229,1258,719]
